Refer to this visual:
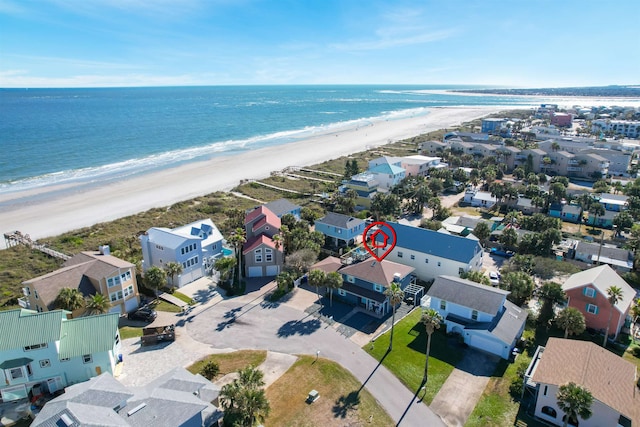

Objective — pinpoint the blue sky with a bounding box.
[1,0,638,88]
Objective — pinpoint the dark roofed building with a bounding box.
[263,198,302,219]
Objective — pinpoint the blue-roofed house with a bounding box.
[140,218,223,287]
[367,162,406,190]
[422,276,527,359]
[314,212,365,247]
[381,222,484,281]
[0,309,121,402]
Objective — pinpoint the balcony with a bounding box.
[567,167,583,172]
[18,298,30,309]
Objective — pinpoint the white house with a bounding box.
[367,162,406,190]
[140,219,223,287]
[422,276,527,359]
[463,189,497,209]
[525,338,639,427]
[0,309,121,402]
[382,222,483,282]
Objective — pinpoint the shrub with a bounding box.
[200,361,220,380]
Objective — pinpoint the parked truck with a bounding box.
[141,324,175,346]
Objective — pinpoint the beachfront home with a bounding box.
[314,212,365,247]
[562,265,636,339]
[367,162,406,191]
[525,338,639,427]
[340,172,379,209]
[0,309,121,402]
[140,219,224,287]
[21,246,140,315]
[263,198,302,219]
[32,368,222,427]
[422,276,527,359]
[381,222,483,282]
[481,118,508,134]
[242,206,283,277]
[419,140,448,156]
[333,258,415,316]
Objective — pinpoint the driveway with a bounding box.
[429,349,499,427]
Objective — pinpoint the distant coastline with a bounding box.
[450,85,640,98]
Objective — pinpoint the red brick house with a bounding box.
[242,206,283,278]
[562,265,635,338]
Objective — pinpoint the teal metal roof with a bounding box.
[0,309,68,351]
[58,313,119,360]
[369,163,405,175]
[0,357,33,369]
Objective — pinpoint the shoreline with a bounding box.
[0,105,513,249]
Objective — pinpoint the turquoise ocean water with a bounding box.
[0,85,557,194]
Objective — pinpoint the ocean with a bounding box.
[0,85,633,195]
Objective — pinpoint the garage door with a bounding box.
[467,334,505,358]
[125,296,139,312]
[247,266,262,278]
[265,265,280,276]
[109,304,122,315]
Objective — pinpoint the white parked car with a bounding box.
[488,271,500,286]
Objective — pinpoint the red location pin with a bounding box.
[362,221,397,262]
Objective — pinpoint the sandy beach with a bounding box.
[0,106,511,248]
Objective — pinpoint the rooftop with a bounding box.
[562,264,635,312]
[427,275,509,315]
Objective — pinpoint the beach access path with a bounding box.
[0,106,512,249]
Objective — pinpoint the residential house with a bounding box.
[314,212,365,247]
[444,131,490,143]
[331,258,415,316]
[243,206,283,277]
[140,219,224,287]
[571,241,634,272]
[463,189,497,209]
[592,119,640,138]
[419,140,448,156]
[0,309,121,402]
[397,155,442,177]
[382,222,484,282]
[263,198,302,219]
[21,246,140,315]
[422,276,527,359]
[548,203,582,223]
[441,215,495,237]
[562,265,636,338]
[481,118,507,134]
[582,148,632,177]
[497,146,520,171]
[515,149,546,173]
[525,338,639,427]
[550,112,572,127]
[367,162,406,190]
[340,172,379,209]
[32,368,222,427]
[595,193,628,212]
[586,208,616,228]
[514,196,542,215]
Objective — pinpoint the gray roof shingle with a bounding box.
[427,276,509,315]
[316,212,365,229]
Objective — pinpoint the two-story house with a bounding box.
[463,189,497,209]
[140,219,224,287]
[21,246,140,315]
[382,222,483,282]
[366,162,406,190]
[525,338,639,427]
[422,276,527,359]
[243,206,283,277]
[340,173,379,209]
[314,212,365,247]
[562,265,636,339]
[329,258,415,316]
[0,309,121,402]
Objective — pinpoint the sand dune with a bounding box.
[0,106,512,248]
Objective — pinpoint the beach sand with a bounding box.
[0,106,512,248]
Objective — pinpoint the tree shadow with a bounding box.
[276,318,322,337]
[192,286,219,303]
[332,390,360,419]
[358,348,390,392]
[260,290,294,309]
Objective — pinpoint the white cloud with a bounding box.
[331,28,456,51]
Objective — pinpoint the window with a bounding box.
[541,406,557,418]
[397,251,403,258]
[34,290,39,299]
[583,287,596,298]
[265,248,273,262]
[9,368,24,380]
[39,359,51,368]
[83,354,93,364]
[543,385,548,396]
[181,247,185,255]
[338,289,346,296]
[410,255,415,260]
[110,292,119,302]
[374,284,383,292]
[425,258,429,264]
[346,275,355,283]
[255,248,263,263]
[123,285,134,298]
[60,357,70,362]
[459,268,464,275]
[440,300,447,310]
[437,262,441,267]
[24,343,47,351]
[586,304,598,314]
[471,310,478,321]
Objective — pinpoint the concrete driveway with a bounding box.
[429,349,500,427]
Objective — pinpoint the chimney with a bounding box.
[98,245,111,256]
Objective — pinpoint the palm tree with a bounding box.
[555,307,586,339]
[144,265,167,296]
[228,227,246,287]
[220,366,269,427]
[324,271,343,307]
[588,202,605,230]
[603,285,623,346]
[421,308,443,383]
[164,261,183,288]
[54,288,85,312]
[384,282,405,351]
[85,293,111,315]
[556,382,593,427]
[239,388,270,426]
[537,282,566,327]
[214,256,236,285]
[307,269,326,304]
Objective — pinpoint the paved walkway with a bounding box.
[429,350,499,427]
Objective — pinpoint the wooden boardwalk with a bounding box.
[3,230,71,261]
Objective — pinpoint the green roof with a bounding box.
[0,309,68,351]
[0,357,33,369]
[58,313,119,360]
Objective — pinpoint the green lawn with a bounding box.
[187,350,268,379]
[172,291,195,305]
[150,299,182,313]
[364,309,463,404]
[119,326,144,339]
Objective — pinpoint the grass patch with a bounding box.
[119,326,144,339]
[187,350,267,379]
[172,291,195,305]
[150,299,182,313]
[364,310,463,404]
[265,355,393,426]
